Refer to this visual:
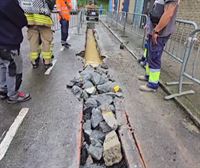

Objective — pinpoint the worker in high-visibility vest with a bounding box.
[19,0,54,69]
[56,0,72,49]
[138,0,179,92]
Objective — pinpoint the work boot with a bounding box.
[7,91,31,104]
[138,75,148,82]
[43,59,52,70]
[31,57,40,69]
[138,56,146,64]
[139,84,157,92]
[0,91,7,100]
[65,42,71,47]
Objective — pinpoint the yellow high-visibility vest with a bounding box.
[26,14,53,27]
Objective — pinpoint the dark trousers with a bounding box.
[147,35,170,69]
[60,19,69,45]
[146,35,170,89]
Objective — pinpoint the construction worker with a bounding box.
[56,0,72,49]
[0,0,31,103]
[19,0,54,69]
[138,0,180,92]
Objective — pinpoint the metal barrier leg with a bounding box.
[165,90,195,100]
[166,81,193,85]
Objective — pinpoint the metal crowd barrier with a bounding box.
[164,20,198,99]
[165,28,200,99]
[106,11,148,47]
[51,9,85,34]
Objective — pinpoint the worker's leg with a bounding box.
[140,35,170,92]
[60,19,70,46]
[40,26,53,68]
[27,26,40,68]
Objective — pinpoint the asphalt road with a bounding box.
[0,27,85,168]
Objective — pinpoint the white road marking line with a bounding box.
[0,108,29,161]
[44,59,57,75]
[0,131,6,142]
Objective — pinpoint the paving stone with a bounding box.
[70,76,84,87]
[72,85,82,95]
[90,130,106,142]
[99,121,112,133]
[66,81,75,88]
[82,164,106,168]
[91,72,101,85]
[88,141,103,161]
[97,81,113,93]
[83,120,92,136]
[83,107,92,121]
[82,90,89,101]
[103,131,122,166]
[101,107,118,130]
[85,98,99,109]
[92,94,113,107]
[105,92,124,98]
[85,86,97,95]
[81,142,89,165]
[85,155,93,165]
[91,108,104,128]
[72,85,82,100]
[83,81,94,89]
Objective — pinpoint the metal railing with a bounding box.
[164,19,198,64]
[51,9,85,34]
[106,11,148,47]
[163,19,198,99]
[165,29,200,99]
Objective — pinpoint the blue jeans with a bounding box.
[60,19,69,45]
[0,50,22,97]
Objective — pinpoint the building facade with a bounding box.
[109,0,200,26]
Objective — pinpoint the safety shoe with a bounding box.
[7,91,31,104]
[138,75,148,82]
[44,63,53,69]
[65,43,71,47]
[31,57,40,69]
[138,56,146,64]
[43,59,53,69]
[139,84,157,92]
[0,91,7,100]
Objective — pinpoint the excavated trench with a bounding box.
[68,22,144,168]
[67,23,146,168]
[80,23,128,168]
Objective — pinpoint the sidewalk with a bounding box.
[96,21,200,168]
[102,17,200,127]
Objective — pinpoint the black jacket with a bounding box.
[0,0,27,50]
